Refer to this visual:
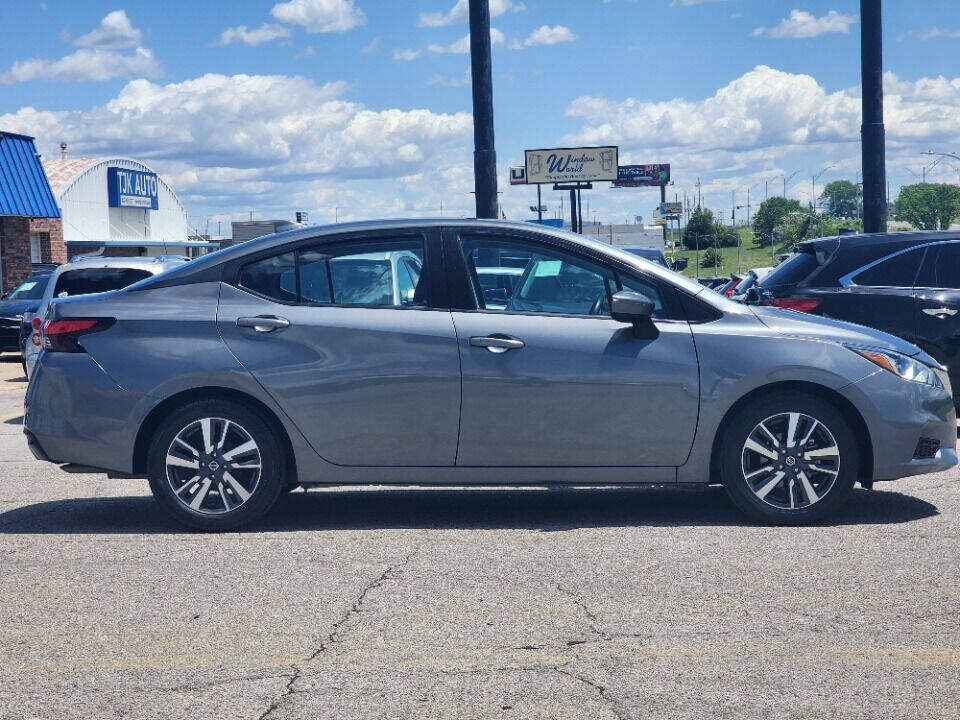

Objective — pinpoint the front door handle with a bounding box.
[470,334,525,353]
[922,307,958,318]
[237,315,291,332]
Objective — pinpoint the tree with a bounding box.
[819,180,861,218]
[682,208,716,250]
[896,183,960,230]
[700,247,723,268]
[752,197,803,246]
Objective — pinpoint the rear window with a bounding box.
[758,253,819,289]
[6,275,49,300]
[53,268,153,297]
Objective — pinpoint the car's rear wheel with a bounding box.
[720,393,859,525]
[147,399,285,531]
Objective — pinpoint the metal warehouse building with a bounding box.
[42,155,217,259]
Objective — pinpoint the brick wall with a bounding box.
[31,218,66,265]
[0,216,66,293]
[0,217,32,293]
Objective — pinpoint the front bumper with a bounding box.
[841,368,958,481]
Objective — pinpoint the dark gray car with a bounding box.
[24,220,957,530]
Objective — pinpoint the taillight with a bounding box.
[763,297,821,314]
[40,318,114,352]
[31,316,42,346]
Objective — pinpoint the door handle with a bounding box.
[470,335,525,353]
[922,307,958,318]
[237,315,291,332]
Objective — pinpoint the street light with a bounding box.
[812,164,837,210]
[777,171,800,198]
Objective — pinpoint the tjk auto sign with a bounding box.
[524,146,618,184]
[107,167,160,210]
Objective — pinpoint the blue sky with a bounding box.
[1,0,959,232]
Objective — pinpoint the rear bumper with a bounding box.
[841,369,958,481]
[24,353,145,473]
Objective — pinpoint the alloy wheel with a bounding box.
[165,417,262,515]
[740,412,840,510]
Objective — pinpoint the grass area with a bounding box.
[663,229,795,279]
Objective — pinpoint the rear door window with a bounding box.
[850,247,924,287]
[917,243,960,289]
[53,268,152,297]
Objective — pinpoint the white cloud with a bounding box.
[0,10,159,84]
[0,73,473,218]
[908,27,960,40]
[418,0,524,28]
[0,47,160,84]
[72,9,142,49]
[515,25,576,48]
[429,68,472,87]
[270,0,365,33]
[428,28,505,54]
[752,9,857,39]
[392,48,421,61]
[219,23,291,46]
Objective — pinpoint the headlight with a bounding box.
[848,346,943,388]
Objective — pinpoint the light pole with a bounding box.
[778,170,799,198]
[921,151,960,183]
[812,164,837,210]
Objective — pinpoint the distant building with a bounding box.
[43,156,217,258]
[229,219,298,247]
[0,131,63,293]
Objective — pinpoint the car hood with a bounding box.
[0,299,39,318]
[749,305,922,357]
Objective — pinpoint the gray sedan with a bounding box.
[24,220,957,530]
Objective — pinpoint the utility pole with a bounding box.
[469,0,498,219]
[861,0,887,232]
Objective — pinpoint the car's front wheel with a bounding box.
[720,393,859,525]
[147,399,285,531]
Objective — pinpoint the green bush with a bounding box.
[700,247,723,268]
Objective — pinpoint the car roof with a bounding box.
[799,229,960,253]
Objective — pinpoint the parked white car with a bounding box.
[24,256,188,378]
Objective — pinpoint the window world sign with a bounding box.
[107,167,159,210]
[524,146,618,184]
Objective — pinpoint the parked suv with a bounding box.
[1,273,51,354]
[752,231,960,409]
[24,256,188,378]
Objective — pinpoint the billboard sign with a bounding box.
[509,166,527,185]
[613,164,671,187]
[525,146,618,184]
[660,202,683,217]
[107,167,159,210]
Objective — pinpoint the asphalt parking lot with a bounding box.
[0,356,958,720]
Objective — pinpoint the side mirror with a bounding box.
[743,287,761,304]
[611,291,658,339]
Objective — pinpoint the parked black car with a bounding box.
[752,231,960,408]
[0,274,50,353]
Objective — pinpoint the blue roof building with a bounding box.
[0,132,63,294]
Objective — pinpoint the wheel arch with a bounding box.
[132,386,297,481]
[709,380,873,483]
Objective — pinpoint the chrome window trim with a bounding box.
[838,239,960,288]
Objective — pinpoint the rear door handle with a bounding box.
[470,335,525,353]
[922,307,958,318]
[237,315,290,332]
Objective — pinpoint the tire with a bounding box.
[720,392,859,525]
[147,398,286,531]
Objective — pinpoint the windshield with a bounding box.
[53,268,153,298]
[5,275,49,300]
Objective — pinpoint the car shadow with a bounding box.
[0,486,938,534]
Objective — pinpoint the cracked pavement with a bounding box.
[0,357,958,719]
